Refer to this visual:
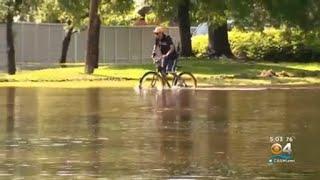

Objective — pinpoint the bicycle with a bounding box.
[139,57,197,90]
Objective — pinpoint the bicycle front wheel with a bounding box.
[173,72,197,88]
[139,71,164,90]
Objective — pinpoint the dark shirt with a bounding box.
[155,34,178,59]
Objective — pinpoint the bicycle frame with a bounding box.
[152,57,178,88]
[138,55,197,89]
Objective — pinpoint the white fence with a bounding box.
[0,23,182,66]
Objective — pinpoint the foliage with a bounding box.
[0,0,40,22]
[34,0,135,28]
[227,0,320,30]
[145,0,177,23]
[145,12,158,25]
[146,0,320,30]
[146,0,202,26]
[192,0,228,26]
[192,27,320,61]
[192,35,208,57]
[101,11,139,26]
[261,0,320,30]
[34,0,88,30]
[229,28,320,61]
[100,0,135,26]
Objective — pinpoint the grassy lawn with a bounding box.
[0,58,320,88]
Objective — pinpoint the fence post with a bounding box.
[140,28,143,64]
[103,27,106,63]
[75,31,78,62]
[128,27,132,63]
[34,24,38,63]
[48,24,51,62]
[114,27,117,64]
[20,23,23,63]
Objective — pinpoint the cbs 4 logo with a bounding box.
[271,143,292,155]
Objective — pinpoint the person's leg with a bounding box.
[156,61,162,73]
[162,57,170,75]
[166,57,177,73]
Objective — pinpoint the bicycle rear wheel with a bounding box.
[139,71,164,90]
[173,72,197,88]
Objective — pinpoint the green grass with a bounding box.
[0,58,320,88]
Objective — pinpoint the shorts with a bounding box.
[157,56,177,74]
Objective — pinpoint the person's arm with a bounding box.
[152,38,159,57]
[163,36,175,58]
[164,45,175,57]
[152,44,157,57]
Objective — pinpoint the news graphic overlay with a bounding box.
[269,136,295,164]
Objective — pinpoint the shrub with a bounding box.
[191,35,208,57]
[191,27,320,61]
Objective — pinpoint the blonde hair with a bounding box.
[153,26,166,33]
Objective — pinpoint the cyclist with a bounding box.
[152,26,178,75]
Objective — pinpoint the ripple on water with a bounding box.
[0,88,320,179]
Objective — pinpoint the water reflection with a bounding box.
[5,88,15,177]
[283,90,320,174]
[86,88,101,177]
[206,91,230,173]
[155,90,193,176]
[2,88,40,177]
[0,88,319,179]
[6,88,15,135]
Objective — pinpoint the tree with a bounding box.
[6,5,15,75]
[260,0,320,30]
[194,0,234,58]
[193,0,316,59]
[148,0,238,58]
[227,0,320,31]
[35,0,89,65]
[85,0,100,74]
[36,0,134,67]
[208,22,233,58]
[0,0,39,75]
[205,0,320,59]
[177,0,193,56]
[85,0,135,74]
[57,0,89,65]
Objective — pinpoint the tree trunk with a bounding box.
[177,0,192,57]
[93,17,101,69]
[85,0,101,74]
[6,12,16,75]
[208,22,234,58]
[60,27,74,66]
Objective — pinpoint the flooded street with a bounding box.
[0,88,320,179]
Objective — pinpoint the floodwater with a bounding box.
[0,87,320,179]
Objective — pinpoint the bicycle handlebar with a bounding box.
[152,56,163,64]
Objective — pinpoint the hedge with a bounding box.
[192,28,320,61]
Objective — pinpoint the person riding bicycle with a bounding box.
[152,26,178,75]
